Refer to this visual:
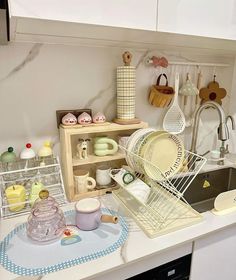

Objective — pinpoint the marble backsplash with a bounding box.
[0,42,235,156]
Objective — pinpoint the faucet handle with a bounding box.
[226,115,235,130]
[225,144,229,154]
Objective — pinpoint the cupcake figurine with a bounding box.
[78,112,92,125]
[38,141,53,158]
[0,147,17,163]
[62,113,77,126]
[20,143,37,177]
[20,143,36,160]
[0,147,18,180]
[93,112,106,124]
[38,141,54,168]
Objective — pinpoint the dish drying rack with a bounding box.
[0,156,67,219]
[112,147,207,238]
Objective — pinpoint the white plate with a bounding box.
[143,133,184,181]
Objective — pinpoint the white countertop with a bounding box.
[1,159,236,280]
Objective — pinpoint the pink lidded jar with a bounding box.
[27,190,66,244]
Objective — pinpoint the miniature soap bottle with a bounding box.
[0,147,18,180]
[20,143,37,177]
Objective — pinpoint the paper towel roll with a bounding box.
[116,66,136,120]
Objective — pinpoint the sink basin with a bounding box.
[183,167,236,213]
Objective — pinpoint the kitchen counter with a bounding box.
[1,159,236,280]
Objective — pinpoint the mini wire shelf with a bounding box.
[0,156,67,219]
[112,147,207,238]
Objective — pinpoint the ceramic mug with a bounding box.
[74,170,96,194]
[118,135,130,154]
[75,198,118,231]
[94,136,118,156]
[110,168,150,204]
[96,166,112,186]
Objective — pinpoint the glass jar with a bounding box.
[27,190,66,244]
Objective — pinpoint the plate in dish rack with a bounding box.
[125,128,155,170]
[143,133,184,181]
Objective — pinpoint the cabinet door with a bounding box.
[10,0,158,31]
[158,0,236,40]
[190,225,236,280]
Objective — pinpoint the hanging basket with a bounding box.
[148,74,174,108]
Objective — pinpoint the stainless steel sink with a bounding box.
[183,167,236,213]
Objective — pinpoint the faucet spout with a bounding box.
[190,101,229,155]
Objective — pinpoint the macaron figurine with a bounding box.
[78,112,92,125]
[62,113,77,126]
[0,147,17,163]
[93,112,106,124]
[20,143,36,160]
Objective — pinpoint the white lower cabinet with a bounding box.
[190,225,236,280]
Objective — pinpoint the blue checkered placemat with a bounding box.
[0,208,128,276]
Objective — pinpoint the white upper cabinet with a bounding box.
[157,0,236,40]
[9,0,158,31]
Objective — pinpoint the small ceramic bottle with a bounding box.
[20,143,37,177]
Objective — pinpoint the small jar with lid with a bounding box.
[27,190,66,244]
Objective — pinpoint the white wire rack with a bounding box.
[112,147,207,238]
[0,156,67,219]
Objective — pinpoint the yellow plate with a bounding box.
[143,133,184,181]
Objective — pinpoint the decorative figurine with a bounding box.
[76,139,90,159]
[29,182,44,207]
[92,112,106,124]
[77,112,92,125]
[0,147,17,163]
[38,141,53,167]
[5,184,26,212]
[20,143,36,160]
[62,113,77,126]
[199,75,227,105]
[20,143,37,177]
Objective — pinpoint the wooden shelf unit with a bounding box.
[59,121,148,201]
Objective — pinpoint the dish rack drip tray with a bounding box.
[113,148,207,238]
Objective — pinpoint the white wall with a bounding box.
[0,42,234,156]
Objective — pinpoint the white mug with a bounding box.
[110,168,150,204]
[118,135,130,154]
[96,166,111,187]
[74,170,96,194]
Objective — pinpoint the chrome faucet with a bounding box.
[190,101,229,165]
